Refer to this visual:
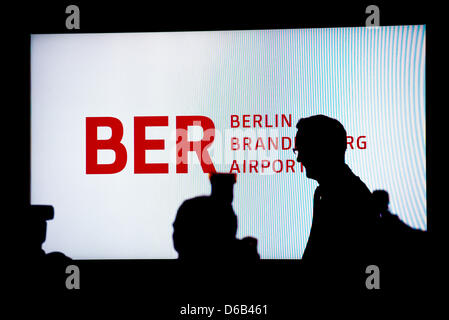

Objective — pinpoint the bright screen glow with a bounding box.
[31,25,426,259]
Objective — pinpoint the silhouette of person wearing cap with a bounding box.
[293,115,379,263]
[172,173,259,262]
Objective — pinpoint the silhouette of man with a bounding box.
[172,173,259,262]
[294,115,378,263]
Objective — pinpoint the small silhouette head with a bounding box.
[24,205,54,255]
[372,190,390,213]
[172,196,237,260]
[209,172,237,204]
[294,115,347,181]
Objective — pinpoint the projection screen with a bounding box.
[31,25,426,259]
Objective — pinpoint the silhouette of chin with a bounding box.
[302,164,316,180]
[302,162,326,181]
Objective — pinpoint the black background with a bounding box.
[5,1,436,315]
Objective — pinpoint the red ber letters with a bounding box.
[176,116,216,174]
[134,116,169,174]
[86,116,217,174]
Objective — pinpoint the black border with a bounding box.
[8,0,434,306]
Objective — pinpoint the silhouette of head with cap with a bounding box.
[172,173,260,261]
[294,115,347,183]
[172,196,237,260]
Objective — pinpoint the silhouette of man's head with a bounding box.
[172,196,237,260]
[294,115,347,182]
[372,190,390,213]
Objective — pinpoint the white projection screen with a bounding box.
[31,25,426,259]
